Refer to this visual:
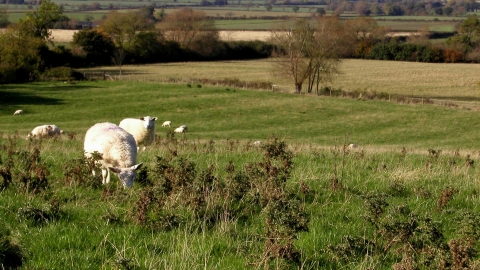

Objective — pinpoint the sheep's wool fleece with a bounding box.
[84,122,137,168]
[119,117,156,146]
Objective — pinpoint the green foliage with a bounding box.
[0,26,45,83]
[71,28,115,66]
[18,0,64,42]
[367,42,446,62]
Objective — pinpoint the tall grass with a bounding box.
[1,81,480,269]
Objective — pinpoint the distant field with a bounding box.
[78,59,480,103]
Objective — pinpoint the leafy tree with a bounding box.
[71,28,115,66]
[158,8,219,51]
[447,16,480,52]
[100,10,155,50]
[0,25,45,83]
[18,0,64,42]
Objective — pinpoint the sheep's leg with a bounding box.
[102,169,109,184]
[142,146,146,151]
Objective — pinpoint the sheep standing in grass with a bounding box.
[14,110,23,115]
[162,121,171,127]
[84,122,143,187]
[119,116,157,151]
[26,124,62,139]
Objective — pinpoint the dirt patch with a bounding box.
[50,29,271,43]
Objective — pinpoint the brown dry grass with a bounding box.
[79,59,480,102]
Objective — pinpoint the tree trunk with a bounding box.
[295,82,302,94]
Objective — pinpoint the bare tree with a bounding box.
[271,18,353,94]
[111,47,126,76]
[158,8,218,50]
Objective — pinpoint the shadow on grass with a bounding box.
[0,83,105,114]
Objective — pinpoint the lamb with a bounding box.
[13,110,23,115]
[26,124,62,139]
[174,125,187,133]
[161,121,171,127]
[119,116,157,151]
[84,122,143,187]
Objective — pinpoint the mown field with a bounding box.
[1,79,480,269]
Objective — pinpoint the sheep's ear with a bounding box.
[108,167,122,174]
[139,117,145,121]
[47,125,52,130]
[131,163,143,171]
[152,117,157,121]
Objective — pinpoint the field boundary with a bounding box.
[79,71,480,111]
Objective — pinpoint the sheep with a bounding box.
[119,116,157,151]
[253,140,263,146]
[348,143,358,149]
[84,122,143,187]
[161,121,171,127]
[26,124,62,139]
[174,126,187,133]
[13,110,23,115]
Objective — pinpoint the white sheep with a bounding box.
[174,126,187,133]
[161,121,171,127]
[253,140,263,146]
[84,122,143,187]
[13,110,23,115]
[119,116,157,151]
[348,143,358,149]
[26,124,62,139]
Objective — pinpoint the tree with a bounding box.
[100,10,155,50]
[447,16,480,52]
[71,28,115,66]
[292,6,299,12]
[158,8,219,51]
[271,18,351,94]
[0,7,9,27]
[0,24,45,83]
[18,0,64,42]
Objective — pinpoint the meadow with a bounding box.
[1,78,480,269]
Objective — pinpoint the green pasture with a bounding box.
[1,80,480,269]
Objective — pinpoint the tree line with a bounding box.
[1,0,480,91]
[0,1,273,83]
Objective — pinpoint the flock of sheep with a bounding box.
[17,109,359,188]
[19,109,187,187]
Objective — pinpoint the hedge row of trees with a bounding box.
[0,1,273,83]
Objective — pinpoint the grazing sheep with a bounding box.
[180,125,188,131]
[13,110,23,115]
[174,126,187,133]
[84,122,143,187]
[26,124,62,139]
[119,116,157,151]
[348,143,358,149]
[161,121,171,127]
[253,140,263,146]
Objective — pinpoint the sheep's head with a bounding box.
[108,163,143,187]
[139,116,157,130]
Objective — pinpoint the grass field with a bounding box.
[1,80,480,269]
[77,59,480,104]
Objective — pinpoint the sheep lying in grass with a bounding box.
[119,116,157,151]
[84,122,143,187]
[253,140,263,146]
[162,121,171,127]
[14,110,23,115]
[348,143,358,149]
[174,125,187,133]
[26,124,62,139]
